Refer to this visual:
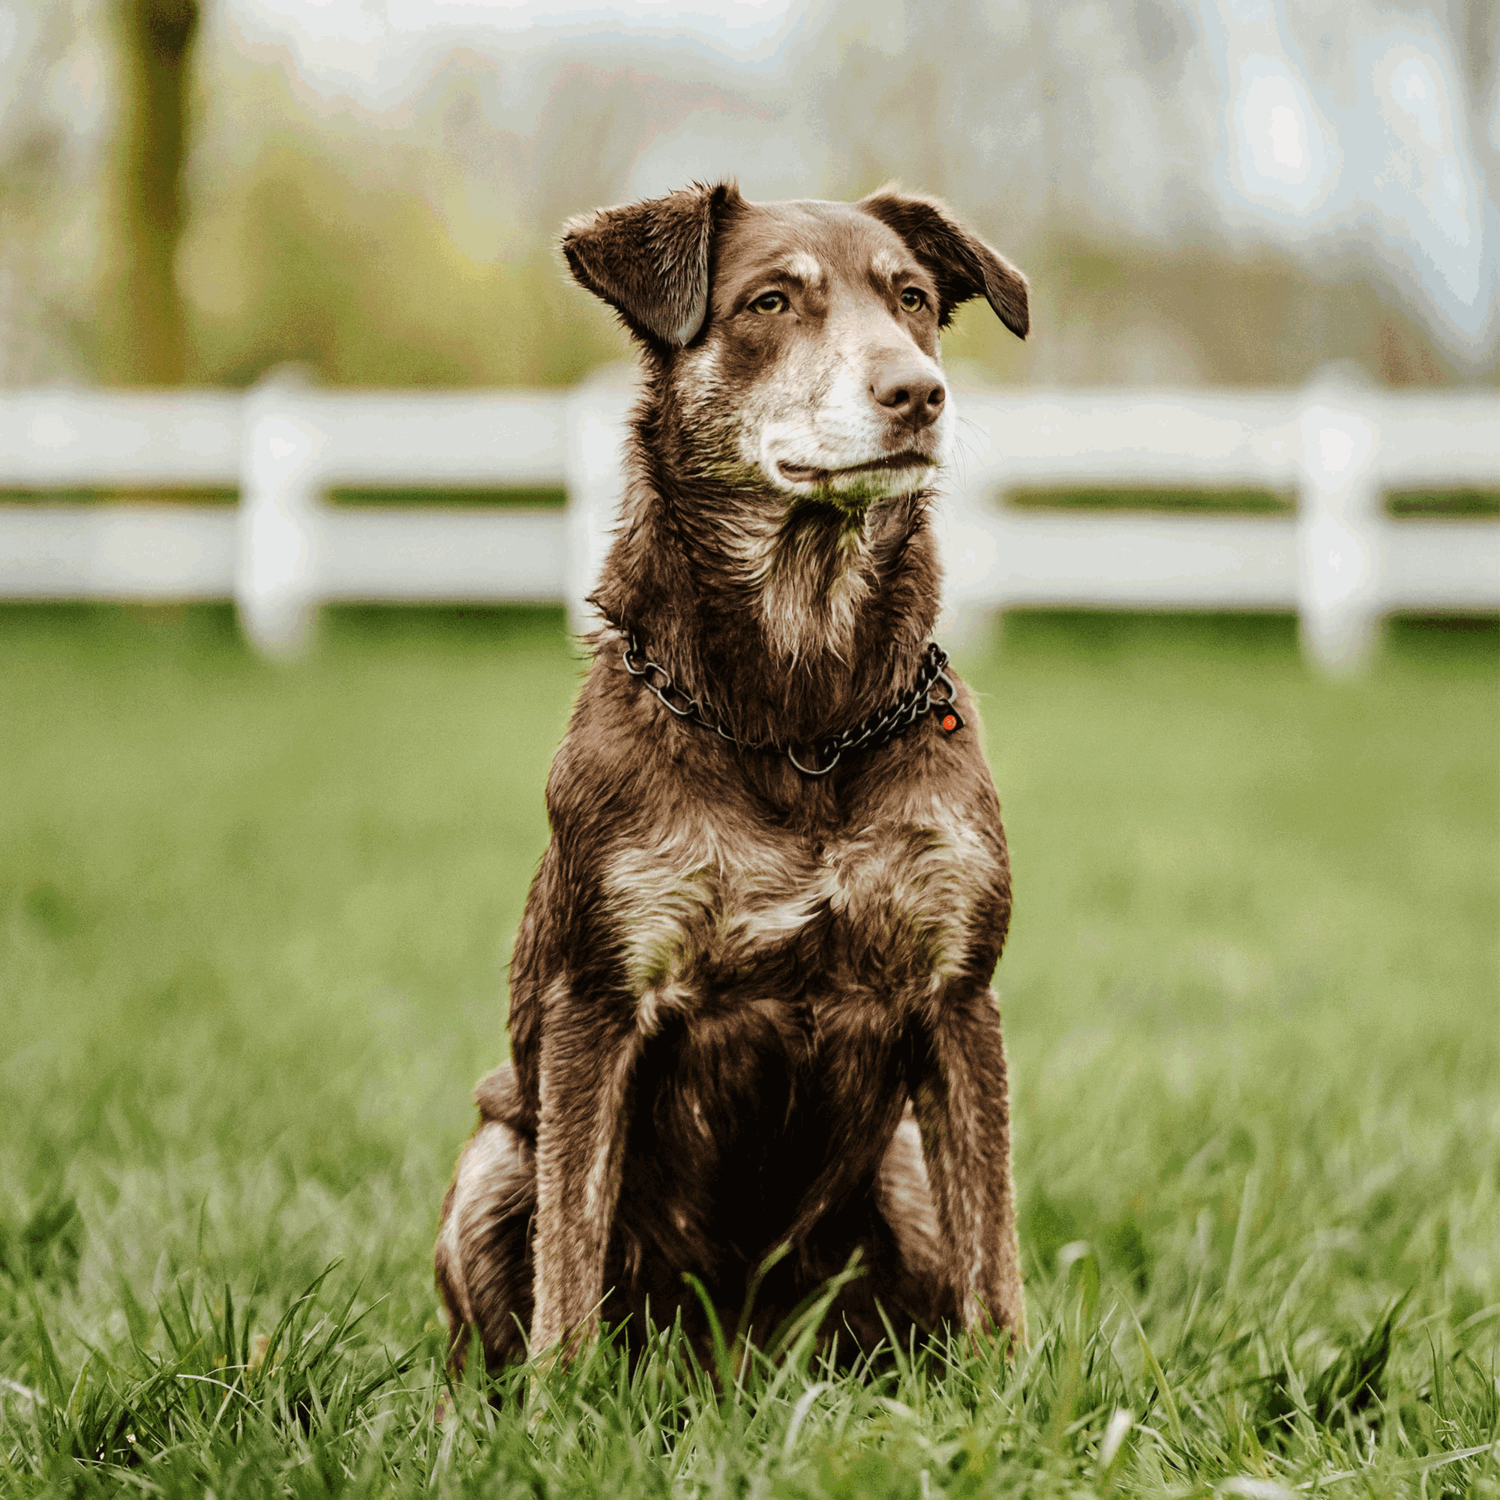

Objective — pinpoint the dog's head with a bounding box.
[562,183,1028,517]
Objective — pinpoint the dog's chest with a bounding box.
[604,797,995,1029]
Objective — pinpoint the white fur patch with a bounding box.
[606,796,997,1027]
[606,825,833,1031]
[443,1120,524,1324]
[824,798,990,980]
[742,513,874,663]
[785,251,826,287]
[743,324,951,502]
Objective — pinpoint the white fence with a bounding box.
[1,370,1496,673]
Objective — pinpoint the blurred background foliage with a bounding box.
[0,0,1496,390]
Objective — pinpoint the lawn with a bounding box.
[1,605,1496,1497]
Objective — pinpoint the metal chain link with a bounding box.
[620,630,963,778]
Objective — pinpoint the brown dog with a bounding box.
[435,182,1030,1373]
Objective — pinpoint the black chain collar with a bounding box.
[617,630,964,777]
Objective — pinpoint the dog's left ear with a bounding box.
[561,181,744,348]
[859,188,1029,339]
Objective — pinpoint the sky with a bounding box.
[225,0,803,100]
[1200,0,1497,356]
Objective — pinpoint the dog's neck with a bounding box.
[591,387,944,750]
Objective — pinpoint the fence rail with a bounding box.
[1,373,1496,672]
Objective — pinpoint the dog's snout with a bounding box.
[870,362,946,429]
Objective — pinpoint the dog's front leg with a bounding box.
[910,986,1027,1347]
[528,1007,640,1361]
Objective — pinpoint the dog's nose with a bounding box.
[870,363,946,428]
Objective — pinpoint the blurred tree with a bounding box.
[0,129,68,387]
[0,0,87,386]
[180,132,624,389]
[106,0,199,385]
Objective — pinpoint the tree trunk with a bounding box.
[112,0,198,385]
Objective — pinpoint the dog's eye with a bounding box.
[750,291,790,315]
[900,288,927,313]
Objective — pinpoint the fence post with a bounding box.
[931,387,1006,652]
[1296,377,1383,675]
[236,375,325,657]
[563,367,635,641]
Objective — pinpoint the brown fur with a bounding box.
[436,183,1030,1373]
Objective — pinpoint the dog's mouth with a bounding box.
[775,452,934,486]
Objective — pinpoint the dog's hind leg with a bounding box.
[869,1105,960,1336]
[434,1065,536,1374]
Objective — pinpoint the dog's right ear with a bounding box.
[859,187,1029,339]
[561,182,744,349]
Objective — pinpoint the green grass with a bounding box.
[1,604,1497,1497]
